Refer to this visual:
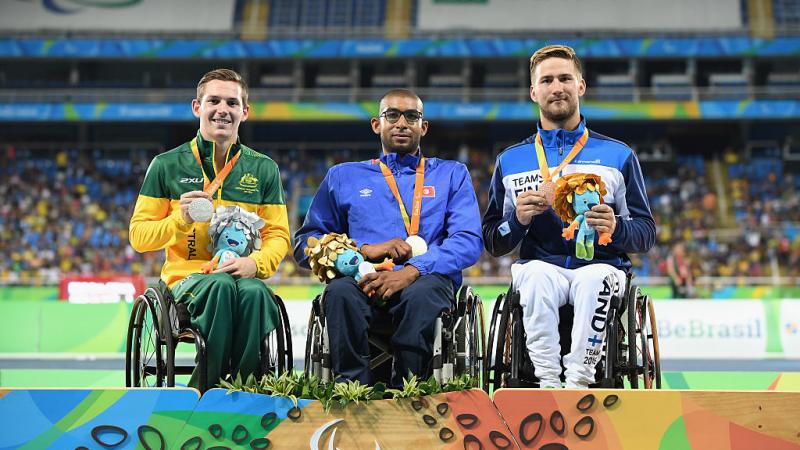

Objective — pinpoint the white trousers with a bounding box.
[511,260,626,388]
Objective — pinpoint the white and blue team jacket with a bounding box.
[482,118,656,269]
[294,151,483,287]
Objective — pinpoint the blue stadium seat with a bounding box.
[269,0,301,28]
[299,0,327,28]
[325,0,354,27]
[353,0,384,27]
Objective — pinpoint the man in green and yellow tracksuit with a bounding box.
[129,69,290,389]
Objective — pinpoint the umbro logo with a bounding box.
[180,177,203,184]
[359,188,373,197]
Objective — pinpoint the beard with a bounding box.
[540,97,579,125]
[382,135,420,155]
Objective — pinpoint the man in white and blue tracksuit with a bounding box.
[295,89,483,387]
[483,45,655,388]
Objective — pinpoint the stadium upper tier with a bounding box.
[3,34,800,118]
[1,36,799,58]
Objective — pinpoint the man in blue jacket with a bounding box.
[294,89,483,386]
[482,45,655,389]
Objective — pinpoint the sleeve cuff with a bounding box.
[172,213,193,233]
[509,209,528,231]
[611,216,625,241]
[248,254,269,279]
[406,258,432,277]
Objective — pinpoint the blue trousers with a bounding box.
[323,274,454,387]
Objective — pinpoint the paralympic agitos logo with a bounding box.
[33,0,143,14]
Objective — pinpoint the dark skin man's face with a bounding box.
[371,95,428,155]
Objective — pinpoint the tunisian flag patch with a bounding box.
[422,186,436,197]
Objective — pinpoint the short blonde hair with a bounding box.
[196,68,249,105]
[529,45,583,84]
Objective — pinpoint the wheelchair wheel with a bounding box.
[481,291,503,392]
[152,286,176,388]
[304,295,330,382]
[648,298,662,388]
[262,291,293,376]
[601,305,622,388]
[627,287,660,389]
[454,286,485,382]
[483,289,516,393]
[126,289,165,387]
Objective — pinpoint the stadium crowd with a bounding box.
[2,144,798,285]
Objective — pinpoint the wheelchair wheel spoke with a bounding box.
[634,296,653,389]
[134,297,163,388]
[647,297,662,388]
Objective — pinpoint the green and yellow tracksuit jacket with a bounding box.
[129,132,290,288]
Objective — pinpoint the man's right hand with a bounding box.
[178,191,212,224]
[515,190,550,226]
[361,238,413,263]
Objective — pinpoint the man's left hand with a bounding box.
[212,257,258,278]
[584,204,616,236]
[359,265,420,300]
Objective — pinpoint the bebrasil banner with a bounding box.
[1,100,798,121]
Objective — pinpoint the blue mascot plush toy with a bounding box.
[201,205,265,273]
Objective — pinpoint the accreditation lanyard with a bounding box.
[378,156,426,237]
[190,137,241,197]
[534,128,589,182]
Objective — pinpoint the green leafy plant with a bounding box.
[386,374,423,399]
[440,373,479,393]
[220,371,478,411]
[331,380,373,407]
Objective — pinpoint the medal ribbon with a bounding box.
[190,137,241,196]
[534,128,589,183]
[378,156,425,237]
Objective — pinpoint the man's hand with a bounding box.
[514,190,550,226]
[212,257,258,278]
[584,204,616,236]
[358,265,420,300]
[178,191,212,224]
[360,238,413,263]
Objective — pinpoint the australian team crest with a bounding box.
[236,173,259,193]
[240,173,258,188]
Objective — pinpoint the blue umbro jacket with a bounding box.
[294,151,483,287]
[482,118,655,269]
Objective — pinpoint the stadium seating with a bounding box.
[3,146,797,285]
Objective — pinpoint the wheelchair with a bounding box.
[125,280,293,392]
[483,270,661,392]
[304,285,485,386]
